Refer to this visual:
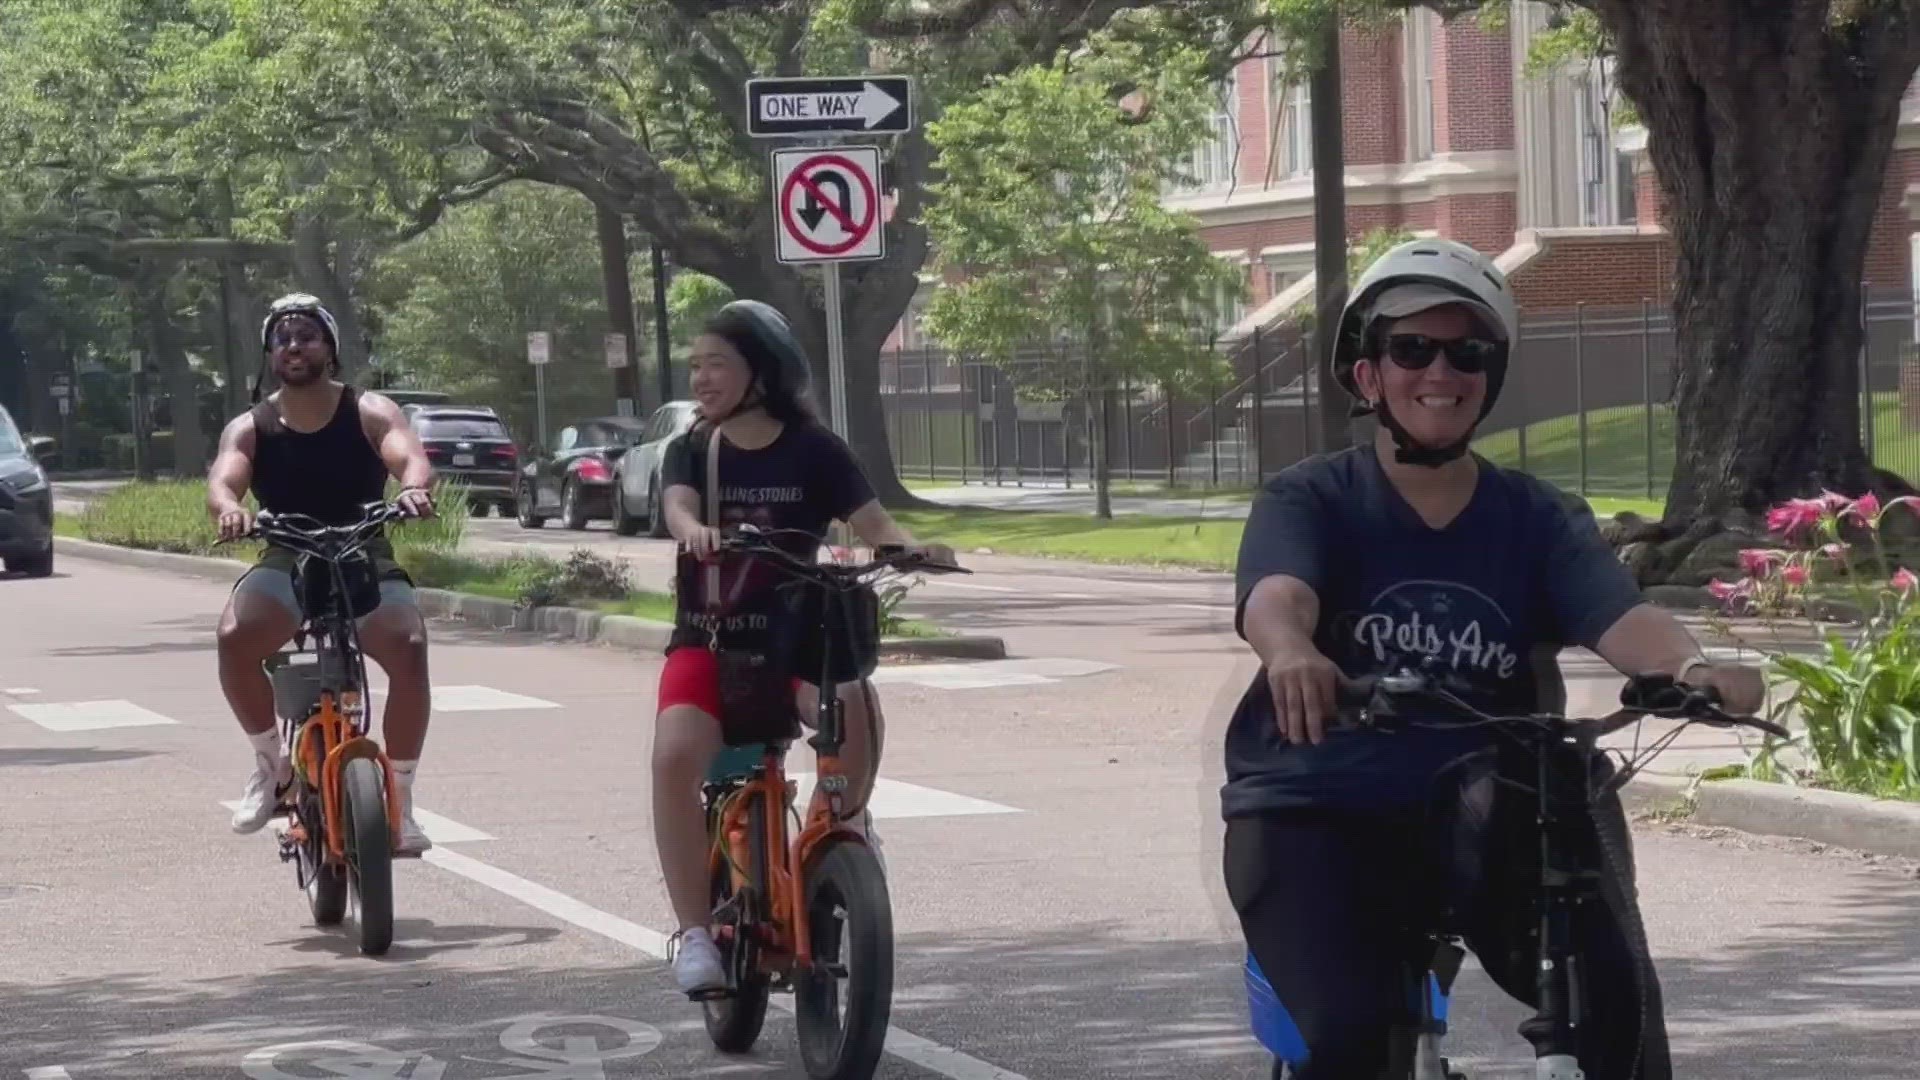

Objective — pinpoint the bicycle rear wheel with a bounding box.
[702,863,772,1051]
[794,837,893,1080]
[341,757,394,955]
[300,790,348,926]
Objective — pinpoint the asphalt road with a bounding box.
[5,552,1919,1079]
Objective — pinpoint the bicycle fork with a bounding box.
[1517,750,1591,1080]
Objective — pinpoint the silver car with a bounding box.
[610,400,698,537]
[0,403,54,577]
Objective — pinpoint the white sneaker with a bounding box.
[392,777,432,856]
[231,754,291,834]
[671,927,727,995]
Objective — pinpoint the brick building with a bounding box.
[876,4,1920,484]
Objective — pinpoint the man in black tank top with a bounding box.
[205,294,440,855]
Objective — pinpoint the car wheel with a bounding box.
[612,484,642,537]
[516,482,547,529]
[8,548,53,578]
[646,478,670,539]
[561,480,589,531]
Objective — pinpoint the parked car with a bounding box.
[610,400,698,537]
[0,402,54,577]
[515,415,648,530]
[406,405,520,517]
[382,388,453,408]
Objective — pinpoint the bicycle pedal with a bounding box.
[686,986,733,1002]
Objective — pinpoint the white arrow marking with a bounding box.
[858,80,903,127]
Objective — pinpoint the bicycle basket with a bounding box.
[270,660,325,722]
[788,581,882,685]
[293,551,384,621]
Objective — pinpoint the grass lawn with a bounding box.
[895,505,1242,570]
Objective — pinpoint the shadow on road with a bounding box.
[8,875,1916,1079]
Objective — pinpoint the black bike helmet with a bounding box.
[703,299,814,421]
[252,292,345,403]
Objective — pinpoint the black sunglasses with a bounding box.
[1382,334,1501,375]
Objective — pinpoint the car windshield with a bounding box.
[417,416,509,440]
[0,406,23,455]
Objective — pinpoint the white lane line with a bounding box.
[923,580,1019,593]
[25,1067,75,1079]
[9,700,178,732]
[4,687,40,695]
[218,802,493,844]
[422,848,1033,1080]
[785,774,1023,819]
[1170,603,1233,613]
[359,684,562,712]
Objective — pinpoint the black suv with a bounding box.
[405,405,520,516]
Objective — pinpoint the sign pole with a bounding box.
[823,261,849,438]
[535,364,549,450]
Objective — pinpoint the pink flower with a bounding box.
[1706,577,1750,602]
[1766,498,1826,538]
[1843,490,1882,525]
[1894,567,1919,593]
[1819,490,1852,511]
[1738,549,1786,578]
[1781,563,1810,587]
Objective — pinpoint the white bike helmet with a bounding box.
[260,292,342,355]
[1330,238,1519,466]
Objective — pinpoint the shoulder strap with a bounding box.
[249,398,283,437]
[704,425,723,617]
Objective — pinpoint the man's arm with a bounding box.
[206,413,257,518]
[358,392,434,492]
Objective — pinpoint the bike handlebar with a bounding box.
[238,501,410,561]
[1332,667,1791,741]
[709,524,971,585]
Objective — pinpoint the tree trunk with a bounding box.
[291,217,367,375]
[1592,1,1920,578]
[135,268,206,474]
[594,199,642,412]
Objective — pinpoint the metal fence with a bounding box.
[877,290,1920,501]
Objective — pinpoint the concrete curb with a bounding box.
[53,536,1009,663]
[1620,771,1920,860]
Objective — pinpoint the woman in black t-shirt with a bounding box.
[650,300,955,997]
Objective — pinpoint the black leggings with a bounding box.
[1224,807,1663,1080]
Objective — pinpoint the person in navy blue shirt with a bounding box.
[1223,239,1764,1079]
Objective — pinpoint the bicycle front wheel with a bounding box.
[794,838,893,1080]
[341,757,394,956]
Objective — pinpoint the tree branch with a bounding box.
[476,102,747,281]
[856,0,1004,38]
[394,161,526,243]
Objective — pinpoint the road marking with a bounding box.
[8,699,178,732]
[218,802,493,844]
[4,687,40,695]
[361,683,562,712]
[25,1068,74,1079]
[867,657,1117,690]
[421,848,1033,1080]
[786,774,1023,819]
[1170,603,1232,613]
[924,580,1018,593]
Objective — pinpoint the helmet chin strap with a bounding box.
[1373,398,1475,468]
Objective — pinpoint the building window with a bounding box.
[1405,8,1435,161]
[1264,260,1306,299]
[1178,69,1239,191]
[1269,61,1312,180]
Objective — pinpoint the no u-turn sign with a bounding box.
[772,146,885,265]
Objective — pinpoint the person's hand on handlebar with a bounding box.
[1686,660,1766,716]
[395,486,436,519]
[1266,645,1345,746]
[681,525,724,560]
[907,541,958,567]
[216,506,256,543]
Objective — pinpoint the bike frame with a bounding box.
[704,532,962,982]
[1264,668,1785,1079]
[260,507,405,862]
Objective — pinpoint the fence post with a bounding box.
[1861,285,1876,465]
[1208,367,1220,487]
[1123,373,1135,483]
[1514,308,1527,472]
[1251,327,1265,486]
[1642,298,1655,501]
[923,350,935,482]
[1015,416,1025,487]
[1165,382,1176,489]
[1575,302,1588,498]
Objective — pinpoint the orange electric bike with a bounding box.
[692,525,968,1080]
[242,501,410,956]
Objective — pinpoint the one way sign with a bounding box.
[747,76,913,137]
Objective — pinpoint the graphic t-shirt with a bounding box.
[660,419,876,652]
[1220,444,1644,816]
